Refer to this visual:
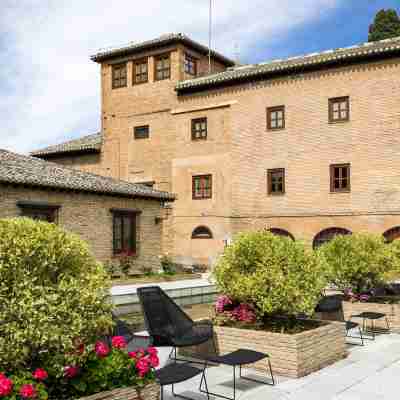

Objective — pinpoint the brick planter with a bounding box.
[181,321,347,378]
[342,301,400,332]
[77,383,159,400]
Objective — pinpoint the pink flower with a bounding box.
[95,341,110,358]
[147,347,158,356]
[231,304,256,323]
[0,375,13,397]
[128,351,137,359]
[148,354,159,368]
[64,365,79,379]
[111,336,127,349]
[136,357,150,377]
[19,384,37,399]
[215,295,233,313]
[32,368,48,381]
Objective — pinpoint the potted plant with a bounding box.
[0,337,160,400]
[185,231,347,378]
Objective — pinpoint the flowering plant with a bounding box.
[214,295,257,326]
[60,337,159,398]
[0,337,159,400]
[343,288,370,303]
[0,370,49,399]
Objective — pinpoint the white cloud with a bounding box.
[0,0,341,153]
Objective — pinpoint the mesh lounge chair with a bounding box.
[315,295,364,346]
[137,286,214,361]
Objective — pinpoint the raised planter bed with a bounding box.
[181,321,347,378]
[78,383,160,400]
[342,301,400,332]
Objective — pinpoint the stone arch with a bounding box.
[313,227,352,249]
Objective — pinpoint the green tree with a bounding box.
[369,9,400,42]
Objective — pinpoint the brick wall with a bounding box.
[0,184,163,270]
[45,46,400,264]
[182,322,347,378]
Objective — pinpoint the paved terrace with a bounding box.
[157,333,400,400]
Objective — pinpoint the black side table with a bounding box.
[199,349,275,400]
[156,362,210,400]
[350,312,391,340]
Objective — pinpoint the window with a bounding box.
[267,106,285,130]
[112,210,138,255]
[267,168,285,195]
[329,97,350,123]
[134,125,150,139]
[267,228,295,241]
[112,63,127,89]
[313,227,352,249]
[184,54,197,76]
[330,164,350,192]
[192,174,212,200]
[191,118,207,140]
[192,226,213,239]
[133,58,148,84]
[17,201,59,223]
[155,54,171,81]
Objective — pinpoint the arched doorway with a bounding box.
[313,227,352,249]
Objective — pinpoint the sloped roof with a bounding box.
[0,149,175,201]
[91,32,235,66]
[31,132,102,158]
[176,36,400,93]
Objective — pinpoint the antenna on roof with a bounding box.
[234,41,240,65]
[208,0,212,74]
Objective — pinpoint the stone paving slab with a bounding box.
[158,333,400,400]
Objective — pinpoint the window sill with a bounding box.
[328,119,350,125]
[112,253,138,259]
[267,127,285,132]
[267,193,285,196]
[329,190,351,194]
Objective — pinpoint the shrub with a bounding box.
[318,232,399,294]
[0,218,113,373]
[213,231,327,318]
[159,254,176,275]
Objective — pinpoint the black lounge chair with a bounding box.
[315,295,364,346]
[137,286,215,362]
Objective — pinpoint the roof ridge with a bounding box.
[91,33,235,66]
[176,35,400,92]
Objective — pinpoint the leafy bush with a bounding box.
[0,218,113,373]
[318,233,399,294]
[213,231,327,318]
[159,254,176,275]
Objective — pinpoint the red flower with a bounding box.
[149,354,159,368]
[147,346,158,356]
[136,357,150,377]
[19,384,37,399]
[128,351,137,359]
[111,336,127,349]
[0,375,13,397]
[64,365,79,379]
[95,341,110,358]
[32,368,48,381]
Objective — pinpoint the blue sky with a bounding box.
[0,0,398,153]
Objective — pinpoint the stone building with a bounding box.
[0,149,174,269]
[32,33,400,266]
